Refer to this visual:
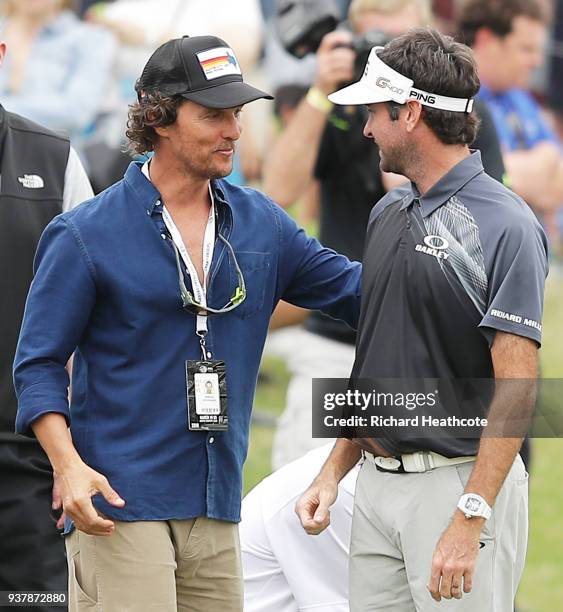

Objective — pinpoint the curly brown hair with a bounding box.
[126,92,183,155]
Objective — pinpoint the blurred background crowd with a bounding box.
[1,0,562,610]
[1,0,562,239]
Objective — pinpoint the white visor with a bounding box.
[328,47,474,113]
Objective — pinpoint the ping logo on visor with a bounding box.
[197,47,241,80]
[409,90,436,105]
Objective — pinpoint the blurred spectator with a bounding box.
[263,84,321,337]
[0,0,117,149]
[260,0,353,91]
[458,0,563,245]
[260,20,317,98]
[549,0,563,137]
[264,0,507,469]
[86,0,262,70]
[259,0,277,20]
[75,0,104,17]
[273,84,320,228]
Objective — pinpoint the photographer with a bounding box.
[264,0,429,206]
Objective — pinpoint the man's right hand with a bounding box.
[314,31,356,96]
[58,462,125,536]
[295,478,338,535]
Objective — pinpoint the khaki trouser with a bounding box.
[350,455,528,611]
[65,517,243,612]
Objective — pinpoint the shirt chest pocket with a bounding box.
[230,252,272,319]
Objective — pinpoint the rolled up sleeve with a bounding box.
[14,216,96,436]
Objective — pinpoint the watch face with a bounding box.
[465,497,482,512]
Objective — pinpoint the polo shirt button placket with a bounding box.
[404,199,415,230]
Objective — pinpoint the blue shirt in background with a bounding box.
[478,84,559,151]
[14,162,361,527]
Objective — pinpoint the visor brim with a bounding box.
[328,82,392,106]
[181,81,273,109]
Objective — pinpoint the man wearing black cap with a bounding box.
[13,35,361,611]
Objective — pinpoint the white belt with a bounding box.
[364,450,476,473]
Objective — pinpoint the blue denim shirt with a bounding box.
[14,162,361,524]
[0,11,116,143]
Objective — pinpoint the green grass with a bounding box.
[243,360,289,493]
[244,277,563,611]
[518,276,563,612]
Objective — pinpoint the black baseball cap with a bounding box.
[136,35,273,109]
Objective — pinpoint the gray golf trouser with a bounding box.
[350,455,528,611]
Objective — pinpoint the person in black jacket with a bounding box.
[0,39,93,611]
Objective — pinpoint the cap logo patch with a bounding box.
[197,47,241,80]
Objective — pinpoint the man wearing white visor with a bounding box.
[297,28,548,611]
[330,50,474,114]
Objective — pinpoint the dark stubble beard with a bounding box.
[208,164,233,180]
[180,155,233,182]
[203,149,235,180]
[380,140,419,180]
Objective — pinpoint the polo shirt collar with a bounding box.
[400,150,484,217]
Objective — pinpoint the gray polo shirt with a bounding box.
[351,151,548,457]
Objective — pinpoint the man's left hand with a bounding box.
[428,512,484,602]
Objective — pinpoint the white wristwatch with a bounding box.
[457,493,492,520]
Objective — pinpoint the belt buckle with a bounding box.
[373,455,405,473]
[409,451,435,472]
